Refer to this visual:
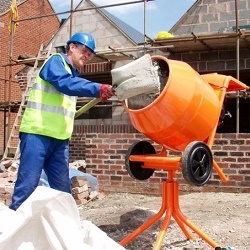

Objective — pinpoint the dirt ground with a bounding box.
[79,191,250,250]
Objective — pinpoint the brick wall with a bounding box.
[70,125,250,195]
[168,48,250,74]
[171,0,250,36]
[0,0,60,153]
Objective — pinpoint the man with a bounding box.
[9,32,115,210]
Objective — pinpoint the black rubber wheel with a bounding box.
[125,141,156,180]
[182,141,213,186]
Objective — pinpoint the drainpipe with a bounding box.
[235,0,240,133]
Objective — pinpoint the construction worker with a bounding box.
[9,32,115,210]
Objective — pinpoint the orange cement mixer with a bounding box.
[122,55,249,185]
[119,55,249,250]
[124,55,246,152]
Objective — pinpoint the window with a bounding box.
[216,97,250,133]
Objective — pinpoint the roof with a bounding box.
[0,0,26,15]
[88,0,145,44]
[98,8,145,44]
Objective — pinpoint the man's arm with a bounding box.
[39,54,101,97]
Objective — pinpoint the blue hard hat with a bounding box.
[67,32,96,53]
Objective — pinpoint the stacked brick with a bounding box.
[71,176,99,205]
[71,176,91,205]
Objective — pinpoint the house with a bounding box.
[0,0,60,154]
[1,0,250,196]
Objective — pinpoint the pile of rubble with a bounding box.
[0,160,16,205]
[0,159,99,206]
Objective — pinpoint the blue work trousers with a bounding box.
[9,132,71,210]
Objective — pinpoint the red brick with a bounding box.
[72,190,89,200]
[71,184,89,195]
[71,176,89,188]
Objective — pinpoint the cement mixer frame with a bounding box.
[120,56,249,250]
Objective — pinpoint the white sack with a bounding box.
[0,186,126,250]
[111,54,160,101]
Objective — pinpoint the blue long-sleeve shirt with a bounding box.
[39,53,101,97]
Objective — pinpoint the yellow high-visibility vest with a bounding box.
[20,54,77,140]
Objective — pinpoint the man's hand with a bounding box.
[99,84,115,101]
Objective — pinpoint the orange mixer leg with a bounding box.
[172,182,219,249]
[120,171,220,249]
[119,182,167,246]
[152,182,173,250]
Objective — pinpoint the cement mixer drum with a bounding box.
[123,55,221,152]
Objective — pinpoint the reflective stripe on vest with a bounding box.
[20,53,77,140]
[26,101,75,118]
